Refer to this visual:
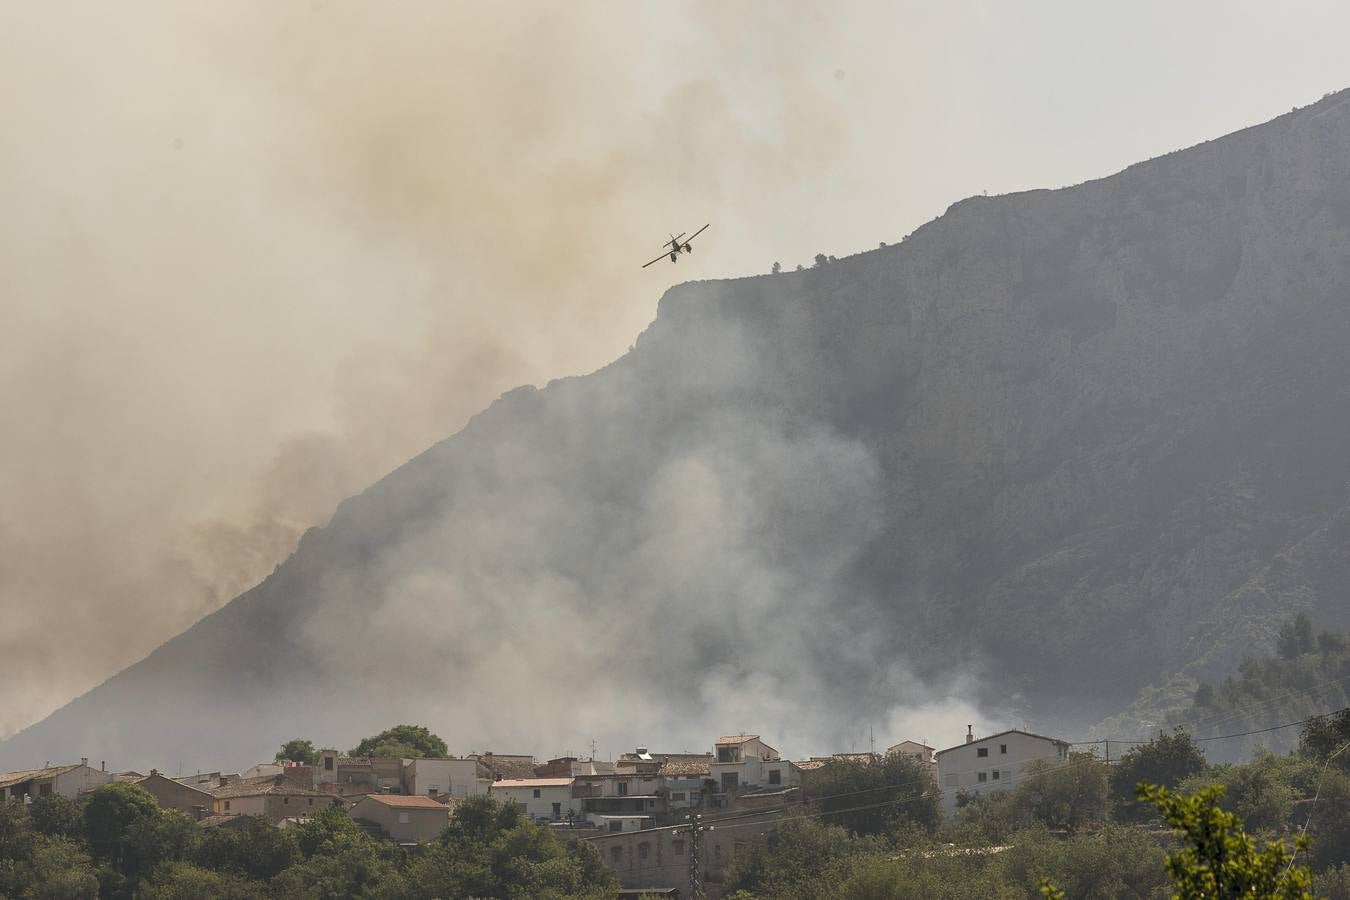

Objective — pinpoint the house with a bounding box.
[587,809,785,896]
[0,760,113,801]
[136,771,213,819]
[174,772,227,791]
[935,727,1070,820]
[489,777,579,821]
[401,757,485,798]
[349,793,450,844]
[887,740,938,782]
[655,754,713,812]
[710,735,795,793]
[210,774,341,824]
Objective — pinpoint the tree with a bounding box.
[1277,613,1316,659]
[811,752,940,835]
[1110,730,1207,821]
[1,834,100,899]
[84,782,161,872]
[1017,753,1109,831]
[813,253,828,267]
[195,815,298,881]
[141,862,267,900]
[1140,782,1315,899]
[772,262,782,274]
[276,738,320,765]
[722,819,859,896]
[350,724,448,759]
[1301,708,1350,765]
[29,794,85,840]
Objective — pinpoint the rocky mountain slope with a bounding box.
[7,90,1350,771]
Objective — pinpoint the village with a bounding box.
[0,726,1074,897]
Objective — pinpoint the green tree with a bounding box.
[276,738,320,765]
[1017,752,1109,831]
[3,834,100,899]
[1301,709,1350,765]
[194,815,298,881]
[28,794,85,840]
[1110,730,1207,821]
[83,782,161,873]
[1139,782,1315,899]
[350,724,448,759]
[811,752,941,836]
[140,861,267,900]
[293,802,362,858]
[722,818,860,896]
[1277,613,1316,659]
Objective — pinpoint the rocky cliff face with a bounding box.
[8,90,1350,771]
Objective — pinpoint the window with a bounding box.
[977,772,987,783]
[671,792,686,801]
[610,845,623,861]
[428,789,436,796]
[977,747,988,758]
[284,797,289,805]
[39,783,52,796]
[309,798,314,805]
[552,802,561,818]
[638,842,650,861]
[673,840,686,856]
[1000,744,1007,754]
[714,844,722,860]
[618,782,628,796]
[398,812,409,824]
[533,789,540,798]
[991,770,1000,781]
[768,769,781,785]
[609,821,623,833]
[324,756,334,771]
[647,799,655,808]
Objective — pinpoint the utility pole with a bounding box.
[687,812,705,900]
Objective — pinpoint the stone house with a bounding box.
[349,793,450,844]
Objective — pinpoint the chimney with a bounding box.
[101,761,106,772]
[965,726,974,745]
[80,757,88,768]
[151,768,159,777]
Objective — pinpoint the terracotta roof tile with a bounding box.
[360,794,449,810]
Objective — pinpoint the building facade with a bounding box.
[489,777,579,821]
[935,728,1070,820]
[349,793,450,843]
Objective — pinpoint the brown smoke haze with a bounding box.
[4,0,1349,739]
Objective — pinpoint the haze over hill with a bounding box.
[7,89,1350,772]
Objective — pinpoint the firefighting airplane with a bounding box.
[641,223,710,268]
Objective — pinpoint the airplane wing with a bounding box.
[641,252,673,268]
[686,223,710,241]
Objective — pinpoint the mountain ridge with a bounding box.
[7,87,1350,771]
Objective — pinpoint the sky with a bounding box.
[3,0,1350,748]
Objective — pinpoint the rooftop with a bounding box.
[715,735,759,745]
[211,775,330,800]
[934,729,1071,758]
[0,765,81,790]
[359,794,449,810]
[490,778,574,788]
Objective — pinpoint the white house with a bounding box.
[489,777,579,821]
[935,727,1070,820]
[0,761,113,801]
[402,758,485,798]
[887,740,938,782]
[710,735,795,793]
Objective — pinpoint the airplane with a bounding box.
[641,223,710,268]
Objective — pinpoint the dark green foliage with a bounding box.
[1278,613,1317,660]
[1017,753,1110,831]
[28,794,85,840]
[349,724,448,759]
[194,815,297,881]
[1172,619,1350,759]
[1301,708,1350,764]
[141,861,269,899]
[1111,730,1207,821]
[83,782,161,872]
[275,739,320,765]
[809,751,941,836]
[1316,862,1350,899]
[722,819,867,896]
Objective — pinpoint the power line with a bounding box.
[1072,707,1348,749]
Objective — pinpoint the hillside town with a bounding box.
[0,725,1074,897]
